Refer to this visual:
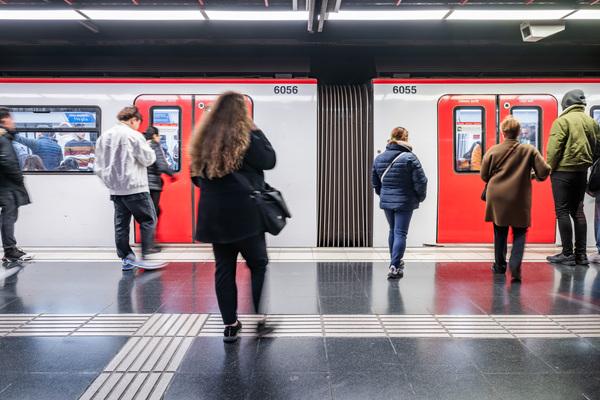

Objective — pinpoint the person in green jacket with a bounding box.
[546,89,600,266]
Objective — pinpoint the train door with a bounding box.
[134,95,194,243]
[437,95,497,243]
[498,95,557,243]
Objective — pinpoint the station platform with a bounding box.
[1,249,599,399]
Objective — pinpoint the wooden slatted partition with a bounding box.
[318,85,373,247]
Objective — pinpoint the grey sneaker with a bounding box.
[387,265,404,280]
[133,258,167,270]
[589,253,600,264]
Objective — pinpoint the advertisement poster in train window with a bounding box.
[511,107,540,150]
[593,107,600,125]
[151,107,181,172]
[454,107,484,172]
[10,106,99,173]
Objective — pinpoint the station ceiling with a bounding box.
[0,0,598,82]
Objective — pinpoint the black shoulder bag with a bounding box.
[481,142,519,201]
[235,172,292,236]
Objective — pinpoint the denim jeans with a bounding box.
[212,234,268,325]
[595,196,600,253]
[550,171,587,256]
[493,224,527,273]
[0,202,18,250]
[111,192,157,260]
[384,209,413,269]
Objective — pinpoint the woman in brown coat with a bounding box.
[481,116,551,282]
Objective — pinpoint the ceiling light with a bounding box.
[565,10,600,20]
[0,10,84,20]
[447,9,573,20]
[328,10,450,21]
[79,10,204,20]
[205,11,309,21]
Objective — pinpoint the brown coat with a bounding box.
[481,139,551,228]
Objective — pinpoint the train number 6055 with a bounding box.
[274,85,299,95]
[392,85,417,94]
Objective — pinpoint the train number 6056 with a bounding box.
[274,85,299,95]
[392,85,417,94]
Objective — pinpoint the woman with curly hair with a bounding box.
[190,91,276,342]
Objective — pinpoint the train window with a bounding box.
[9,106,100,173]
[511,107,541,151]
[592,106,600,125]
[150,107,181,172]
[454,107,484,173]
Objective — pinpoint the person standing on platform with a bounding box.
[190,92,276,343]
[94,106,164,271]
[0,107,33,263]
[372,127,428,280]
[481,116,551,282]
[144,126,176,250]
[546,90,600,266]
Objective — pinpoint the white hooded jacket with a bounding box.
[94,122,156,196]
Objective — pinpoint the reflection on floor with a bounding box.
[0,260,599,399]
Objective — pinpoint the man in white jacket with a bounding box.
[95,106,165,271]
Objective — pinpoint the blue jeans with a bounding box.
[384,209,413,269]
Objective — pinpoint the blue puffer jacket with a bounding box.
[372,142,428,210]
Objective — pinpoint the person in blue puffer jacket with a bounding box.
[372,127,428,280]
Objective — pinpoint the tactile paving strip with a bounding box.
[1,313,600,339]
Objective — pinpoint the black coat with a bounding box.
[0,127,30,208]
[372,142,427,211]
[192,129,276,244]
[147,141,175,191]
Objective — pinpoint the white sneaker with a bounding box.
[132,257,167,270]
[589,253,600,264]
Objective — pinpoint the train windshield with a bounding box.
[454,107,484,173]
[511,107,540,150]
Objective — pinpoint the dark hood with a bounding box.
[561,89,587,110]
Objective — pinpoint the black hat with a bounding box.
[144,126,159,140]
[561,89,586,110]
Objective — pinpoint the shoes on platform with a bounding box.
[491,263,507,274]
[223,321,242,343]
[546,253,576,266]
[2,247,33,263]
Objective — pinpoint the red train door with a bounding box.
[437,95,497,243]
[134,95,194,243]
[498,95,557,243]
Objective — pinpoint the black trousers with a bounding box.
[212,234,268,325]
[0,201,18,250]
[111,192,156,260]
[494,224,527,273]
[551,171,588,256]
[150,190,162,218]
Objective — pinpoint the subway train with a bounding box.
[1,77,599,248]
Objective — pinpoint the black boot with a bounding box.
[491,263,507,274]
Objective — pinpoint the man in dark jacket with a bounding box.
[372,127,427,279]
[0,107,33,262]
[546,90,600,266]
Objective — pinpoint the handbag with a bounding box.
[481,142,520,201]
[235,172,292,236]
[588,158,600,194]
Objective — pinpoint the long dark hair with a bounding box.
[189,92,252,179]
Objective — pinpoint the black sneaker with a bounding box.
[2,247,33,262]
[256,319,276,337]
[223,321,242,343]
[491,263,507,274]
[575,254,589,266]
[546,253,576,266]
[387,265,404,280]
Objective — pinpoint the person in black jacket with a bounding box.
[372,127,427,280]
[144,126,176,220]
[190,92,276,343]
[0,107,33,263]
